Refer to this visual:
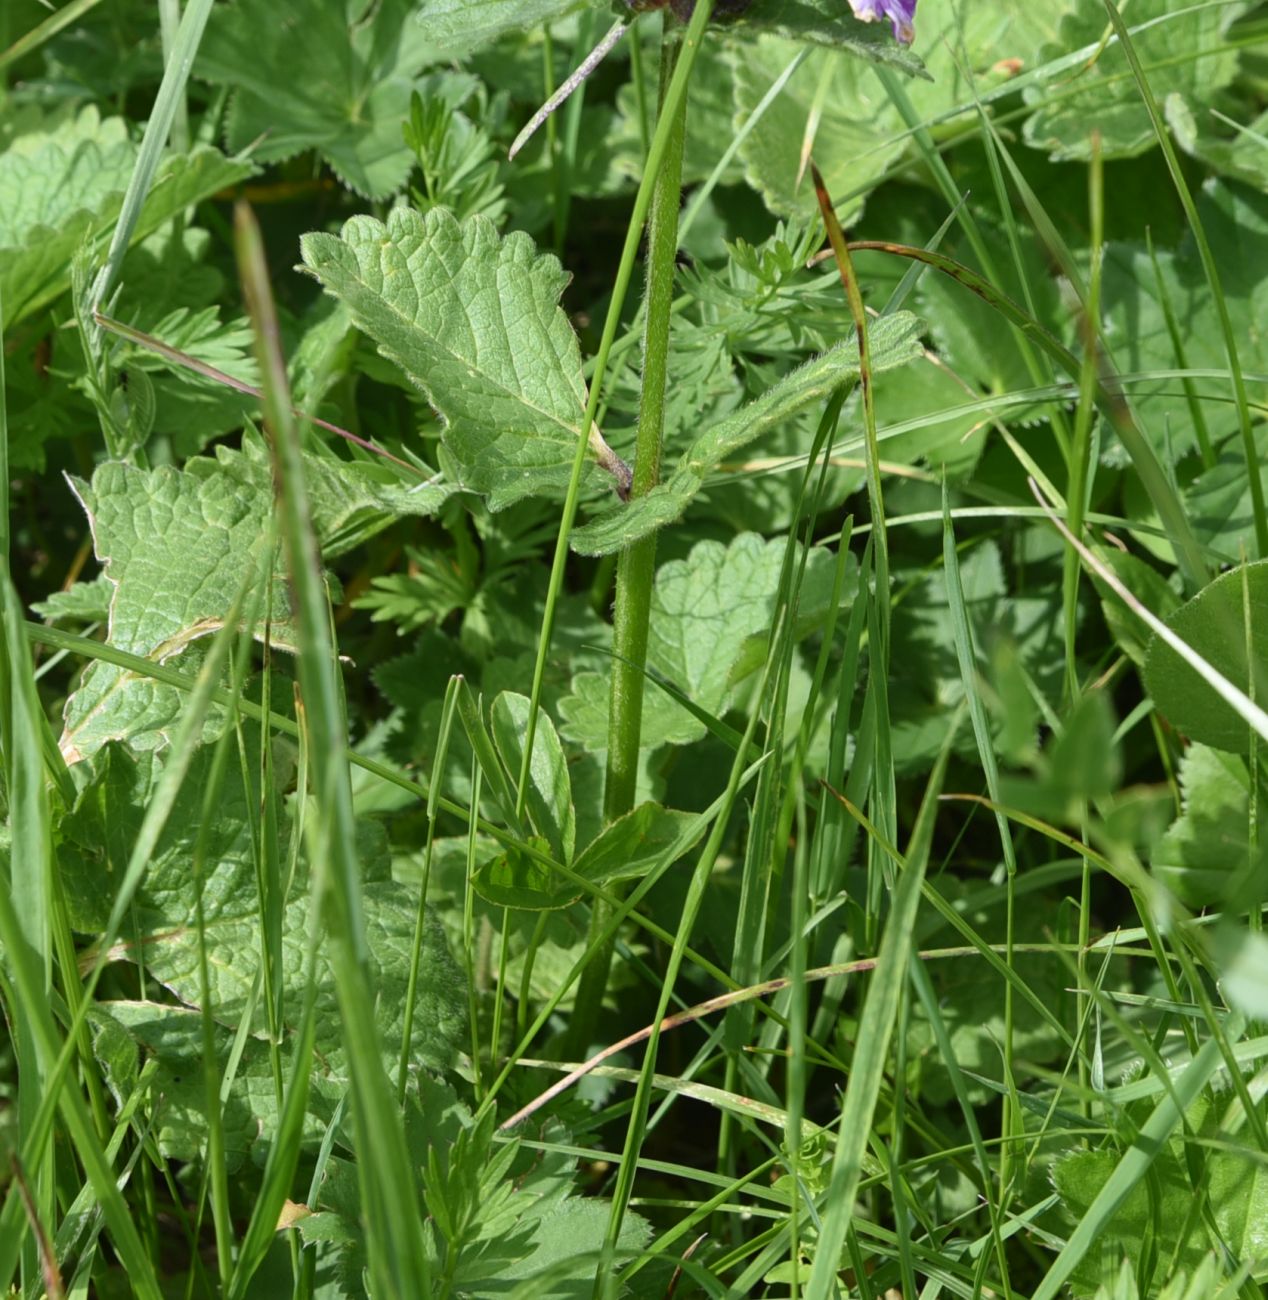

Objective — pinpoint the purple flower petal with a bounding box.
[849,0,917,45]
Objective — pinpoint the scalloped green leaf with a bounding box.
[1023,0,1245,162]
[1142,560,1268,756]
[562,533,847,750]
[1052,1145,1213,1296]
[417,0,601,56]
[1152,744,1262,909]
[0,105,252,327]
[69,745,465,1167]
[300,207,631,508]
[198,0,440,199]
[59,436,451,760]
[734,6,1069,220]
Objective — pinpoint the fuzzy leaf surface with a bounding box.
[416,0,599,56]
[0,106,251,327]
[735,6,1070,220]
[1053,1131,1266,1297]
[564,533,846,749]
[1023,0,1245,161]
[68,744,465,1166]
[300,207,629,509]
[60,436,450,760]
[1152,744,1260,909]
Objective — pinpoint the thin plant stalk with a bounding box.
[512,0,714,958]
[565,29,691,1059]
[397,675,460,1103]
[1067,136,1104,1128]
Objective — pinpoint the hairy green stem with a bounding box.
[565,31,689,1059]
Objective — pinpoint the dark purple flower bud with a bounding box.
[848,0,917,44]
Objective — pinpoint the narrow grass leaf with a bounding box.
[1032,1022,1237,1300]
[90,0,217,313]
[805,729,955,1300]
[236,202,431,1296]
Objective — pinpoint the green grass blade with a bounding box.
[90,0,217,314]
[804,724,956,1300]
[0,575,163,1300]
[0,0,103,73]
[1031,1021,1237,1300]
[516,0,716,828]
[235,201,430,1296]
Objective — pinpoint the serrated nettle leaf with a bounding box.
[59,741,260,936]
[558,669,701,751]
[93,1001,349,1170]
[1143,560,1268,756]
[71,746,466,1162]
[416,0,602,57]
[571,313,922,554]
[573,801,702,886]
[1152,744,1264,910]
[198,0,440,199]
[0,105,252,327]
[29,575,113,625]
[1023,0,1244,162]
[647,532,841,720]
[138,876,464,1072]
[299,207,631,509]
[58,436,449,761]
[491,691,575,865]
[217,429,454,561]
[59,461,293,763]
[562,533,848,750]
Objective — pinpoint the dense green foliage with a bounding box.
[2,0,1268,1296]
